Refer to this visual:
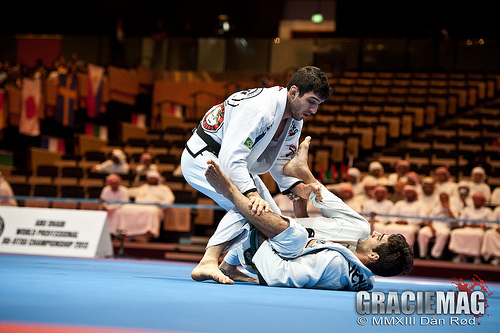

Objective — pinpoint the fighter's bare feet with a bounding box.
[191,260,234,285]
[219,261,258,283]
[283,136,311,179]
[205,159,235,199]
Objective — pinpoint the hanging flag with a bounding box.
[85,123,108,141]
[41,136,66,153]
[19,78,41,136]
[131,113,146,128]
[87,64,104,118]
[0,89,5,131]
[56,73,77,126]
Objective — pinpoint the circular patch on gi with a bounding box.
[202,103,225,132]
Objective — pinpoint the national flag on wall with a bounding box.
[19,78,41,136]
[131,113,146,128]
[56,73,77,126]
[84,123,108,141]
[41,136,66,153]
[87,64,104,118]
[0,89,5,131]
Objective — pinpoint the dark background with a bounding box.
[1,0,497,39]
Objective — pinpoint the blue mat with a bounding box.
[1,254,498,332]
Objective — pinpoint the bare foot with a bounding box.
[219,261,258,283]
[191,260,234,284]
[283,136,311,179]
[205,159,235,199]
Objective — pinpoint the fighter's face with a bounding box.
[356,231,388,254]
[289,87,324,121]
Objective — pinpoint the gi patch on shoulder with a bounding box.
[244,137,254,150]
[202,103,225,132]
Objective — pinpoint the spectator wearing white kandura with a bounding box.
[491,187,500,206]
[122,170,176,242]
[434,166,459,200]
[99,174,129,237]
[362,161,389,187]
[481,206,500,265]
[385,185,428,247]
[455,180,474,213]
[353,181,376,212]
[406,171,422,196]
[91,149,129,175]
[387,159,410,186]
[419,177,439,216]
[468,166,491,202]
[449,192,492,264]
[326,167,364,197]
[337,184,361,213]
[134,152,158,183]
[417,192,457,260]
[362,185,394,233]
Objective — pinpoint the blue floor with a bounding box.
[1,254,499,333]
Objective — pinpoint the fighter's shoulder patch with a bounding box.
[244,137,254,150]
[202,103,225,132]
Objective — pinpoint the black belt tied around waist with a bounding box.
[185,125,222,158]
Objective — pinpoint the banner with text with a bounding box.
[0,207,112,258]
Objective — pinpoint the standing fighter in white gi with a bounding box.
[181,66,332,284]
[205,137,413,289]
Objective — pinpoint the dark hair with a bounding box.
[286,66,332,101]
[368,234,414,277]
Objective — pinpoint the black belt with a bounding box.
[185,125,222,158]
[249,228,268,286]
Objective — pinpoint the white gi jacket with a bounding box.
[191,86,303,194]
[226,184,375,291]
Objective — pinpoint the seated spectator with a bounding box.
[134,152,158,183]
[420,177,439,215]
[434,166,458,200]
[326,167,364,196]
[417,192,457,260]
[481,206,500,265]
[337,184,361,212]
[99,174,130,237]
[406,171,422,197]
[362,161,389,186]
[385,185,428,247]
[449,192,492,264]
[456,180,473,212]
[490,187,500,206]
[122,170,176,242]
[0,172,17,206]
[353,181,376,211]
[388,180,405,203]
[362,185,393,233]
[468,167,491,202]
[387,160,410,186]
[91,149,129,175]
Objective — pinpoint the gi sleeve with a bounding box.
[269,120,303,194]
